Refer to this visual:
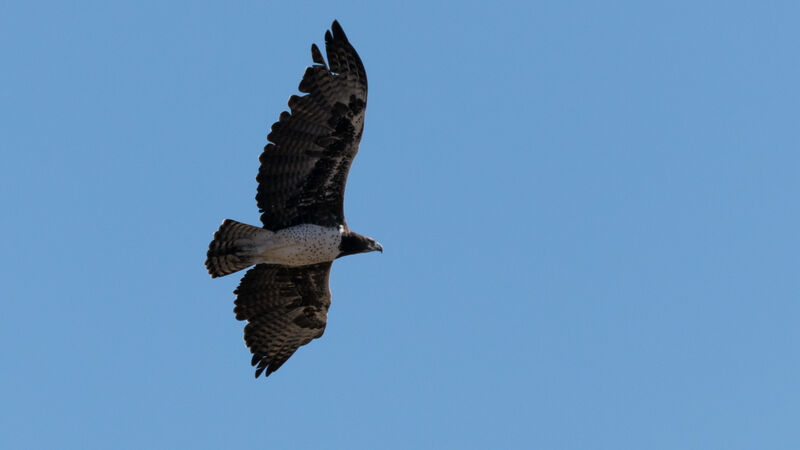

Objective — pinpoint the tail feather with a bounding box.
[205,219,268,278]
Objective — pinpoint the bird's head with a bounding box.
[366,237,383,254]
[338,231,382,258]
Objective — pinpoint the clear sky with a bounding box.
[2,1,799,449]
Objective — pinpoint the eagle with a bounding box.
[205,21,381,378]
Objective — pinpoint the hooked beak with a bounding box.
[374,242,383,253]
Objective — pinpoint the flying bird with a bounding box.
[205,21,381,378]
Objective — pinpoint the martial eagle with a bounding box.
[205,21,381,378]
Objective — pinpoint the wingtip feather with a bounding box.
[331,20,347,41]
[310,43,325,65]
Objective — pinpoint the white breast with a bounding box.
[254,224,343,267]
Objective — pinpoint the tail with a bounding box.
[205,219,271,278]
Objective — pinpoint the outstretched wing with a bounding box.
[256,20,368,231]
[233,263,332,378]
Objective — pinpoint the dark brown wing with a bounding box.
[256,20,368,230]
[233,262,332,378]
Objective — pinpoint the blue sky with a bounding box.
[2,1,799,449]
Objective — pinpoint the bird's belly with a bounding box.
[256,224,342,266]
